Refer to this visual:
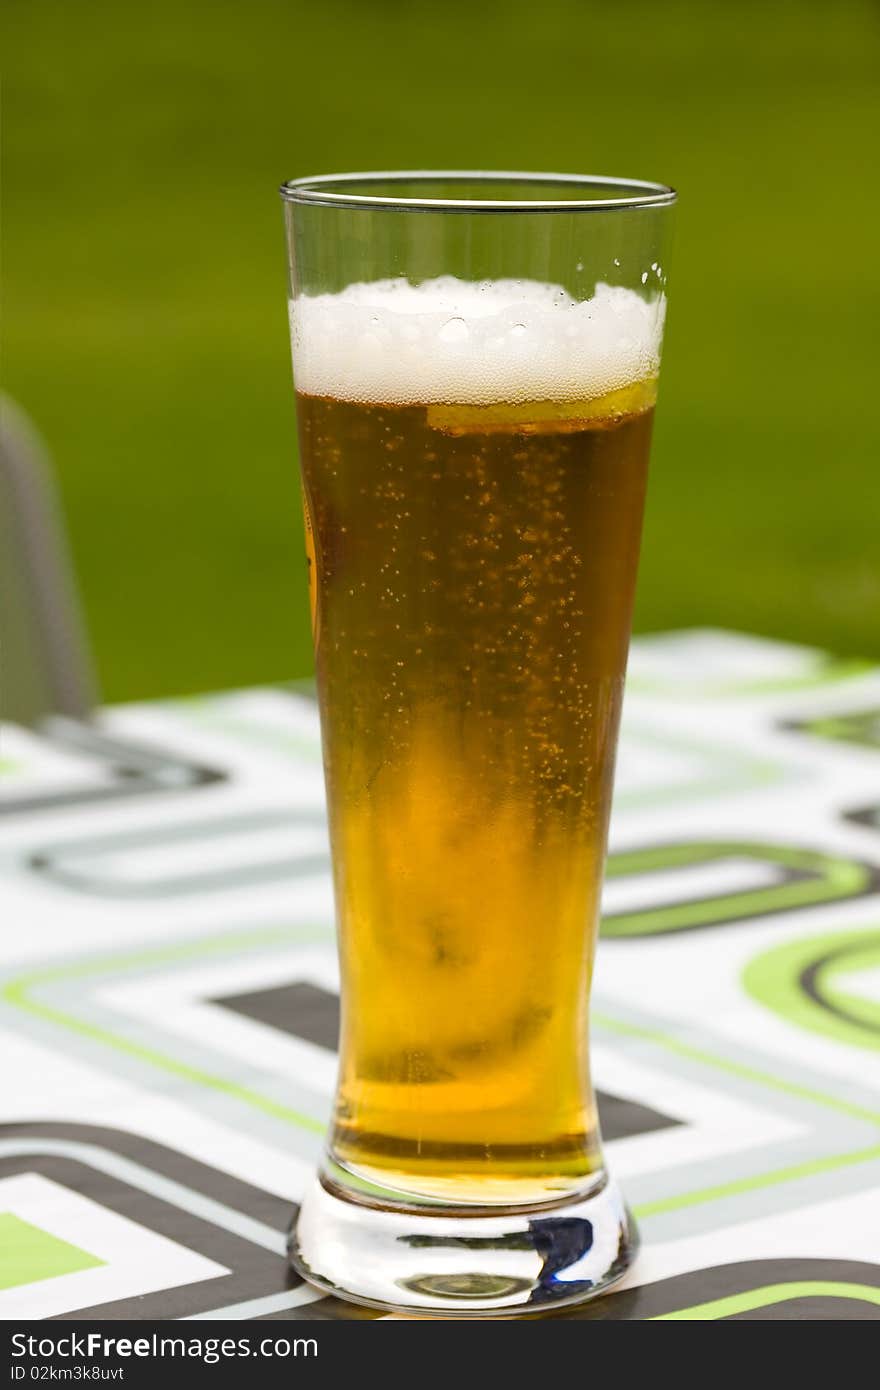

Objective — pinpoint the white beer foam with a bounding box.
[290,276,665,405]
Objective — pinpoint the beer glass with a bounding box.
[280,173,675,1315]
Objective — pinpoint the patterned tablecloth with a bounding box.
[1,629,879,1322]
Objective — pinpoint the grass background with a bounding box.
[5,0,879,702]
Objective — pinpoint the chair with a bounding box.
[0,396,98,726]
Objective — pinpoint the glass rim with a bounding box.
[279,170,677,213]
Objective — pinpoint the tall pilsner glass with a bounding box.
[280,173,675,1316]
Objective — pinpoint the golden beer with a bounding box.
[284,172,675,1314]
[294,279,656,1203]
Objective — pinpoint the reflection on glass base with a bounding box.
[289,1168,637,1317]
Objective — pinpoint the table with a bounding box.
[1,630,878,1321]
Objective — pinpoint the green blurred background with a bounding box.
[5,0,879,702]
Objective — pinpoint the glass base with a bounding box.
[289,1168,638,1317]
